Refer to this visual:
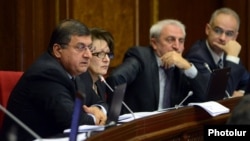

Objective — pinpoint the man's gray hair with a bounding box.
[149,19,186,39]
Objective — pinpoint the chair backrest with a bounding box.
[0,71,23,128]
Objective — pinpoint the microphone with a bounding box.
[204,63,212,73]
[158,91,193,111]
[98,75,136,120]
[0,104,42,141]
[175,91,193,109]
[225,90,232,99]
[204,62,231,99]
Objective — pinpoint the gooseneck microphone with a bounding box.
[0,104,42,141]
[175,91,193,109]
[225,90,231,99]
[98,75,136,120]
[158,91,193,111]
[204,63,212,73]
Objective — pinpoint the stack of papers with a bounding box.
[188,101,230,117]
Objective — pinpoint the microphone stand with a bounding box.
[0,104,42,141]
[175,91,193,109]
[98,75,136,120]
[158,91,193,111]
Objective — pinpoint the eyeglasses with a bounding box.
[208,24,236,38]
[60,43,95,53]
[92,52,114,59]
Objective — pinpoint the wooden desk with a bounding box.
[87,97,242,141]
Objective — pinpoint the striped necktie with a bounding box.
[217,59,223,68]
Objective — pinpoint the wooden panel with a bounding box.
[14,0,67,70]
[86,97,242,141]
[221,0,249,68]
[138,0,152,47]
[158,0,221,55]
[248,1,250,69]
[70,0,137,68]
[0,0,67,71]
[0,0,249,71]
[0,0,17,70]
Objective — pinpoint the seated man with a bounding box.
[0,19,107,141]
[185,7,249,99]
[106,19,206,114]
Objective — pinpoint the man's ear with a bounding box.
[53,44,62,58]
[150,38,157,50]
[205,23,210,36]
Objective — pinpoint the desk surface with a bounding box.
[86,97,242,141]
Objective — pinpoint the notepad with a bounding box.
[188,101,230,117]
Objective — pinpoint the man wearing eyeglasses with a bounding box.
[1,19,108,141]
[185,7,249,98]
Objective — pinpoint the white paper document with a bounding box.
[118,111,163,122]
[63,125,105,133]
[188,101,230,117]
[33,132,87,141]
[34,125,104,141]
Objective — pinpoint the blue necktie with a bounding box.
[69,78,82,141]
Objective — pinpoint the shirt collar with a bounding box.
[155,53,163,67]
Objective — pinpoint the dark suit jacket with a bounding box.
[79,71,107,101]
[185,39,249,96]
[1,52,107,141]
[106,46,206,113]
[79,71,120,118]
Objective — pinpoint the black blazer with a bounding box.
[185,39,249,95]
[79,71,115,115]
[79,71,107,103]
[106,46,206,113]
[1,52,107,141]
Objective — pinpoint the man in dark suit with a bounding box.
[106,19,206,113]
[185,7,249,98]
[1,19,107,141]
